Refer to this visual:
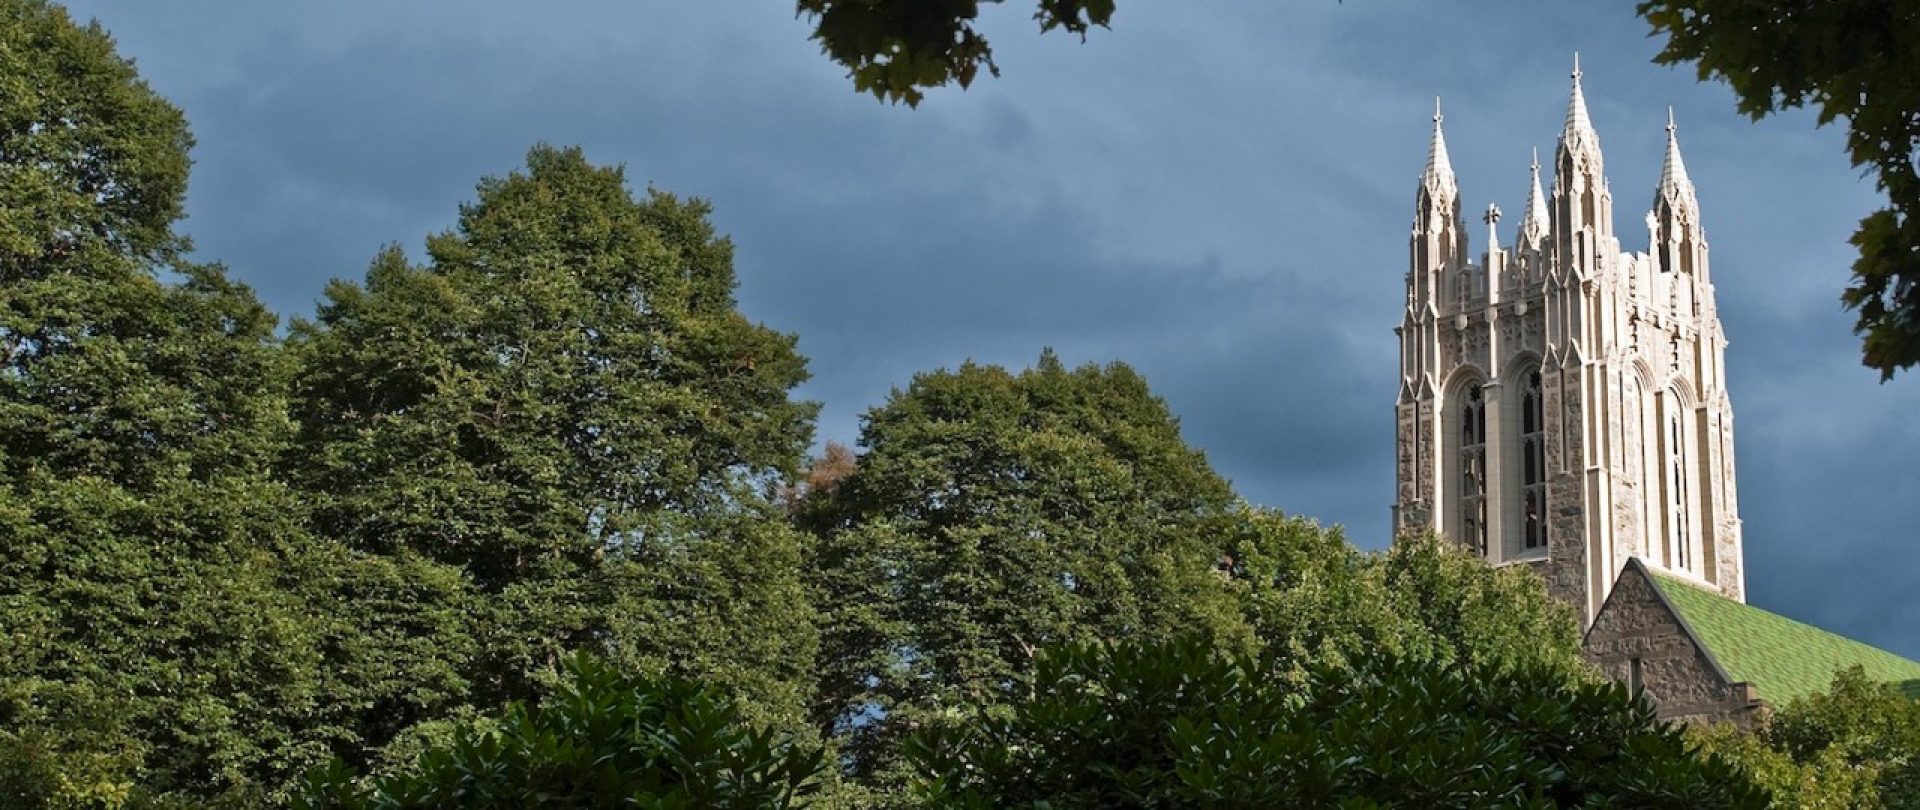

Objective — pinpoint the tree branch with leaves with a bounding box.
[797,0,1114,106]
[1641,0,1920,379]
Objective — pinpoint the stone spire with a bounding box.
[1519,148,1550,248]
[1423,97,1456,193]
[1554,53,1612,244]
[1652,107,1704,273]
[1658,107,1695,200]
[1562,54,1599,155]
[1411,97,1465,312]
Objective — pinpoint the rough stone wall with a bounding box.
[1540,363,1589,620]
[1714,520,1744,602]
[1582,562,1765,729]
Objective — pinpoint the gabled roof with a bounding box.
[1647,566,1920,704]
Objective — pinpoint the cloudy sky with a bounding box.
[64,1,1919,657]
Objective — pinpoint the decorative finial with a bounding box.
[1484,203,1502,225]
[1434,96,1443,125]
[1530,147,1540,174]
[1572,52,1582,82]
[1666,106,1676,135]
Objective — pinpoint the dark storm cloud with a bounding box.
[64,1,1920,658]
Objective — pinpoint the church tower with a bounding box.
[1392,60,1745,625]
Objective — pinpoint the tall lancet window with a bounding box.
[1521,371,1547,551]
[1459,384,1488,556]
[1666,406,1692,571]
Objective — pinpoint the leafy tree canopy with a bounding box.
[1640,0,1920,378]
[1225,518,1585,683]
[0,0,190,274]
[1755,666,1920,808]
[798,352,1247,777]
[0,2,460,805]
[1690,665,1920,809]
[797,0,1113,106]
[287,144,821,727]
[291,144,816,582]
[1689,722,1881,810]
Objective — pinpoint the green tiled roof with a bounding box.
[1651,571,1920,705]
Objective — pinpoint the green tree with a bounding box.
[1640,0,1920,378]
[1373,531,1585,673]
[1219,510,1412,679]
[797,353,1248,778]
[1225,517,1584,682]
[1689,722,1881,810]
[0,0,188,278]
[0,4,480,803]
[796,0,1113,105]
[1764,666,1920,808]
[906,636,1770,808]
[297,654,827,810]
[288,145,821,724]
[1688,665,1920,809]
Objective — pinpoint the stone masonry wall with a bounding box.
[1582,561,1765,729]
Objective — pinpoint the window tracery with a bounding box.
[1666,403,1691,571]
[1521,371,1547,551]
[1459,383,1488,556]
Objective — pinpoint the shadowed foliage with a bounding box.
[795,353,1248,784]
[797,0,1113,105]
[906,636,1770,808]
[1640,0,1920,378]
[296,655,827,810]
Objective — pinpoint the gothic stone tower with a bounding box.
[1392,61,1745,626]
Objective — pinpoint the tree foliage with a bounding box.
[0,2,448,804]
[290,145,816,583]
[1640,0,1920,378]
[0,0,189,276]
[1226,518,1585,683]
[797,353,1248,776]
[1696,666,1920,809]
[297,655,827,810]
[2,12,825,798]
[796,0,1113,106]
[906,636,1770,808]
[287,144,821,729]
[1689,722,1880,810]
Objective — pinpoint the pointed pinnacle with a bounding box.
[1661,107,1692,191]
[1564,55,1594,137]
[1521,149,1550,244]
[1425,97,1454,185]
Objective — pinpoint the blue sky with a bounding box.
[65,1,1920,658]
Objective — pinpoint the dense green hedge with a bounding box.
[906,637,1768,808]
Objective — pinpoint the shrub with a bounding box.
[296,655,826,809]
[905,636,1768,808]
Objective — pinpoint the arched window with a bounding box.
[1667,406,1691,571]
[1521,371,1547,551]
[1459,383,1488,556]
